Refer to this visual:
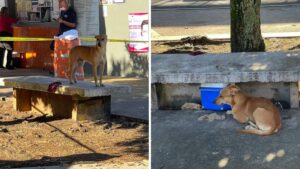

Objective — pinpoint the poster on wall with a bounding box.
[100,0,113,5]
[113,0,125,3]
[128,12,149,53]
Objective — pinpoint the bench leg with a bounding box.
[151,84,158,110]
[72,96,111,121]
[290,82,299,108]
[13,88,31,111]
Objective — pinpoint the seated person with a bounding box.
[0,7,18,69]
[50,0,77,50]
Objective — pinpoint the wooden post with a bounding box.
[72,96,111,121]
[13,88,32,111]
[290,82,299,108]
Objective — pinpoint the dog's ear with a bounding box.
[229,84,240,95]
[95,35,100,40]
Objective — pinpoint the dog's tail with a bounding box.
[239,128,276,136]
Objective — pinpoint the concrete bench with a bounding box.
[3,76,131,121]
[152,52,300,110]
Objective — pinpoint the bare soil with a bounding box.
[152,37,300,54]
[0,98,148,168]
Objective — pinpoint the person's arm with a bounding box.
[58,18,76,28]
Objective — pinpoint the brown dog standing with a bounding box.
[69,35,107,87]
[215,84,281,136]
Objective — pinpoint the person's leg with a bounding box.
[0,31,7,68]
[0,48,4,68]
[0,32,14,69]
[6,48,13,69]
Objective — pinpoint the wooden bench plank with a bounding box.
[4,76,131,97]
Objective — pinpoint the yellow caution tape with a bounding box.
[0,37,53,41]
[0,37,148,43]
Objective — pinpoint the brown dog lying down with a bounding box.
[215,84,282,136]
[69,35,107,87]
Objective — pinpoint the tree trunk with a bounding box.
[231,0,265,52]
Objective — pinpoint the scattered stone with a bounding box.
[71,128,80,132]
[16,135,24,139]
[181,103,201,111]
[0,127,9,133]
[103,122,112,130]
[80,127,89,133]
[35,134,43,138]
[70,122,89,133]
[198,113,225,122]
[94,120,107,125]
[226,110,233,115]
[22,120,29,124]
[1,97,6,101]
[50,129,58,133]
[24,115,34,120]
[212,152,220,155]
[71,122,83,129]
[29,122,39,127]
[122,121,138,128]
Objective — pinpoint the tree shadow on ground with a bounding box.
[115,123,148,158]
[0,114,58,126]
[0,115,120,168]
[0,153,118,168]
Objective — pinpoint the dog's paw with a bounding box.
[238,129,247,134]
[95,84,100,87]
[245,125,253,130]
[69,81,74,85]
[100,84,105,87]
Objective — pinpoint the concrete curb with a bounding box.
[152,32,300,41]
[152,2,300,11]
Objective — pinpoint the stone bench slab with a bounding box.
[4,76,131,97]
[3,76,132,121]
[152,52,300,84]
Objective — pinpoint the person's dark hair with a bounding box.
[0,7,8,16]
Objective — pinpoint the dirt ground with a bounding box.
[0,97,148,168]
[152,37,300,54]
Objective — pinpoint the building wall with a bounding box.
[74,0,99,43]
[0,0,5,8]
[102,0,149,77]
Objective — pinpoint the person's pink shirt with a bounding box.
[0,16,18,33]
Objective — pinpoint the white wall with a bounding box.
[74,0,99,46]
[0,0,6,8]
[104,0,149,77]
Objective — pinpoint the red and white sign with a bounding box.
[128,12,149,53]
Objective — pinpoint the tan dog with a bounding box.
[69,35,107,87]
[215,84,281,136]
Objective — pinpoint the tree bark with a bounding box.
[231,0,265,52]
